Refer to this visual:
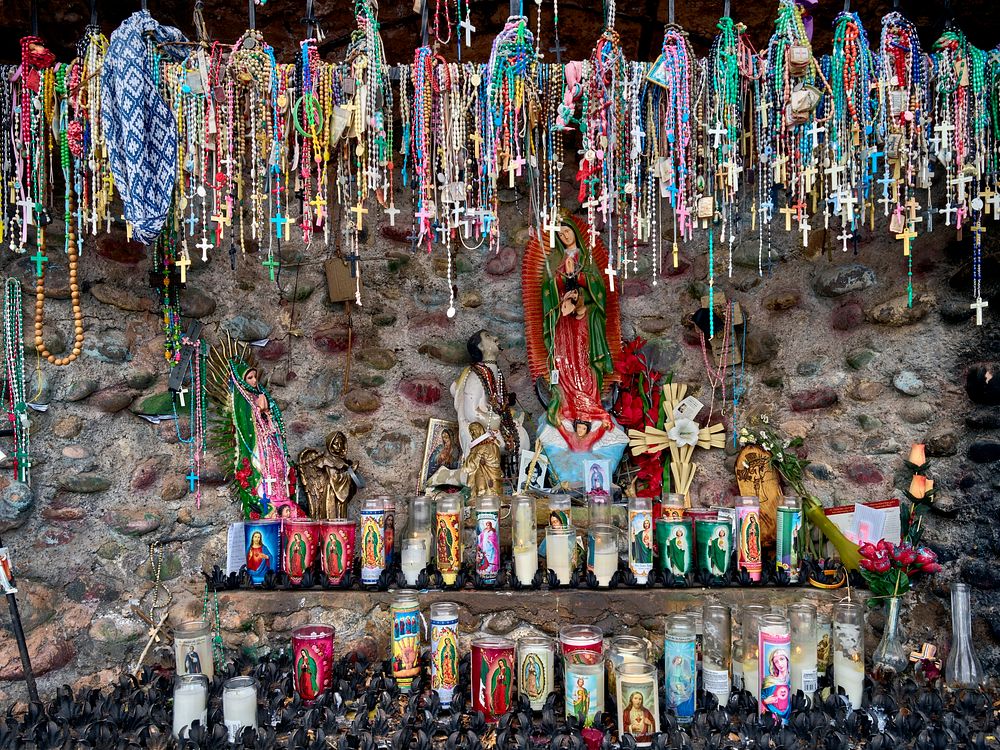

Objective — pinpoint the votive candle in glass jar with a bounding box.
[735,496,762,581]
[475,495,501,584]
[702,603,732,707]
[319,519,355,586]
[222,676,257,741]
[628,497,654,584]
[390,591,422,692]
[606,634,649,695]
[172,673,208,738]
[436,495,462,585]
[788,602,818,696]
[757,614,791,722]
[656,517,692,576]
[664,614,697,723]
[430,601,459,707]
[816,610,832,678]
[174,620,214,680]
[589,492,611,526]
[560,624,604,665]
[517,635,555,711]
[740,604,769,700]
[401,537,427,587]
[565,656,604,727]
[359,497,385,585]
[661,493,686,519]
[546,526,575,585]
[696,516,731,578]
[408,496,434,564]
[471,636,515,723]
[244,518,281,585]
[291,624,334,703]
[616,661,658,746]
[833,601,865,711]
[776,496,802,583]
[588,524,618,587]
[512,494,538,584]
[282,518,319,585]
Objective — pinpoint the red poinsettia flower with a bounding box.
[915,547,937,565]
[892,544,917,566]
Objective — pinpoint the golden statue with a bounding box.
[297,431,363,519]
[462,422,503,501]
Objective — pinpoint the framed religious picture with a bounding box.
[645,53,670,88]
[419,418,461,490]
[583,459,611,495]
[0,547,16,594]
[517,450,550,493]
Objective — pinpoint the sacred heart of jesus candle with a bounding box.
[244,519,281,585]
[319,519,355,586]
[472,636,515,723]
[292,624,334,704]
[282,518,318,585]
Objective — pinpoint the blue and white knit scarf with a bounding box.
[102,11,187,245]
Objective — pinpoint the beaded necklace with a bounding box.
[2,279,29,485]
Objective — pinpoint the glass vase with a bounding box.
[945,582,984,687]
[872,597,909,676]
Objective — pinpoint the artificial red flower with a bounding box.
[616,391,647,429]
[919,562,941,574]
[892,544,917,566]
[858,543,877,559]
[915,547,937,565]
[249,511,261,520]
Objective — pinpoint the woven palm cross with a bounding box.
[627,383,725,496]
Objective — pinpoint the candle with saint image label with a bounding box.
[560,624,604,665]
[475,495,501,584]
[664,614,697,724]
[359,497,385,585]
[565,657,604,727]
[776,496,802,583]
[391,591,422,692]
[788,603,818,696]
[174,620,214,680]
[518,635,555,711]
[436,495,462,585]
[758,615,791,722]
[616,661,658,746]
[628,497,653,583]
[472,636,515,723]
[736,496,762,581]
[430,602,459,707]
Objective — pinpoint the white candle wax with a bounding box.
[593,548,618,586]
[223,685,258,740]
[791,646,818,695]
[834,654,865,710]
[702,656,730,705]
[547,537,571,584]
[173,682,208,738]
[743,656,759,699]
[401,547,423,586]
[415,532,433,564]
[514,544,537,584]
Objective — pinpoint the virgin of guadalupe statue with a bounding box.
[207,336,302,519]
[522,215,628,484]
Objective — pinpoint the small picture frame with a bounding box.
[517,450,550,493]
[583,459,611,495]
[0,547,16,594]
[645,53,670,89]
[419,418,461,491]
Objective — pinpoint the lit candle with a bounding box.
[512,495,538,584]
[907,443,926,467]
[514,545,537,584]
[546,526,574,585]
[833,602,865,711]
[740,605,769,700]
[401,537,426,587]
[589,525,618,587]
[407,496,434,564]
[788,603,818,695]
[222,676,258,741]
[172,674,208,738]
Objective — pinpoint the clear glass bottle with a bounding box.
[788,602,818,695]
[702,603,732,706]
[872,596,909,676]
[407,496,433,564]
[511,494,538,583]
[945,582,984,687]
[740,604,769,699]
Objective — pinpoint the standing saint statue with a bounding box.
[522,214,628,484]
[297,431,364,519]
[207,335,302,519]
[451,330,529,480]
[462,422,503,500]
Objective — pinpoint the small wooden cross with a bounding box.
[895,226,917,256]
[780,205,796,231]
[130,607,170,677]
[351,202,368,230]
[176,252,192,284]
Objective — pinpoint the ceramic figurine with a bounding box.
[522,214,628,484]
[462,422,503,500]
[451,330,529,480]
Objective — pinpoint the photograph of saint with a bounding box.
[517,449,549,493]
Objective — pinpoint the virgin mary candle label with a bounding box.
[736,498,762,581]
[517,637,554,711]
[291,625,334,703]
[696,519,731,577]
[776,499,802,582]
[475,503,500,584]
[472,637,515,723]
[282,519,317,584]
[320,520,355,586]
[360,503,385,585]
[436,500,462,585]
[759,626,792,721]
[430,603,459,707]
[391,593,422,691]
[244,519,280,585]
